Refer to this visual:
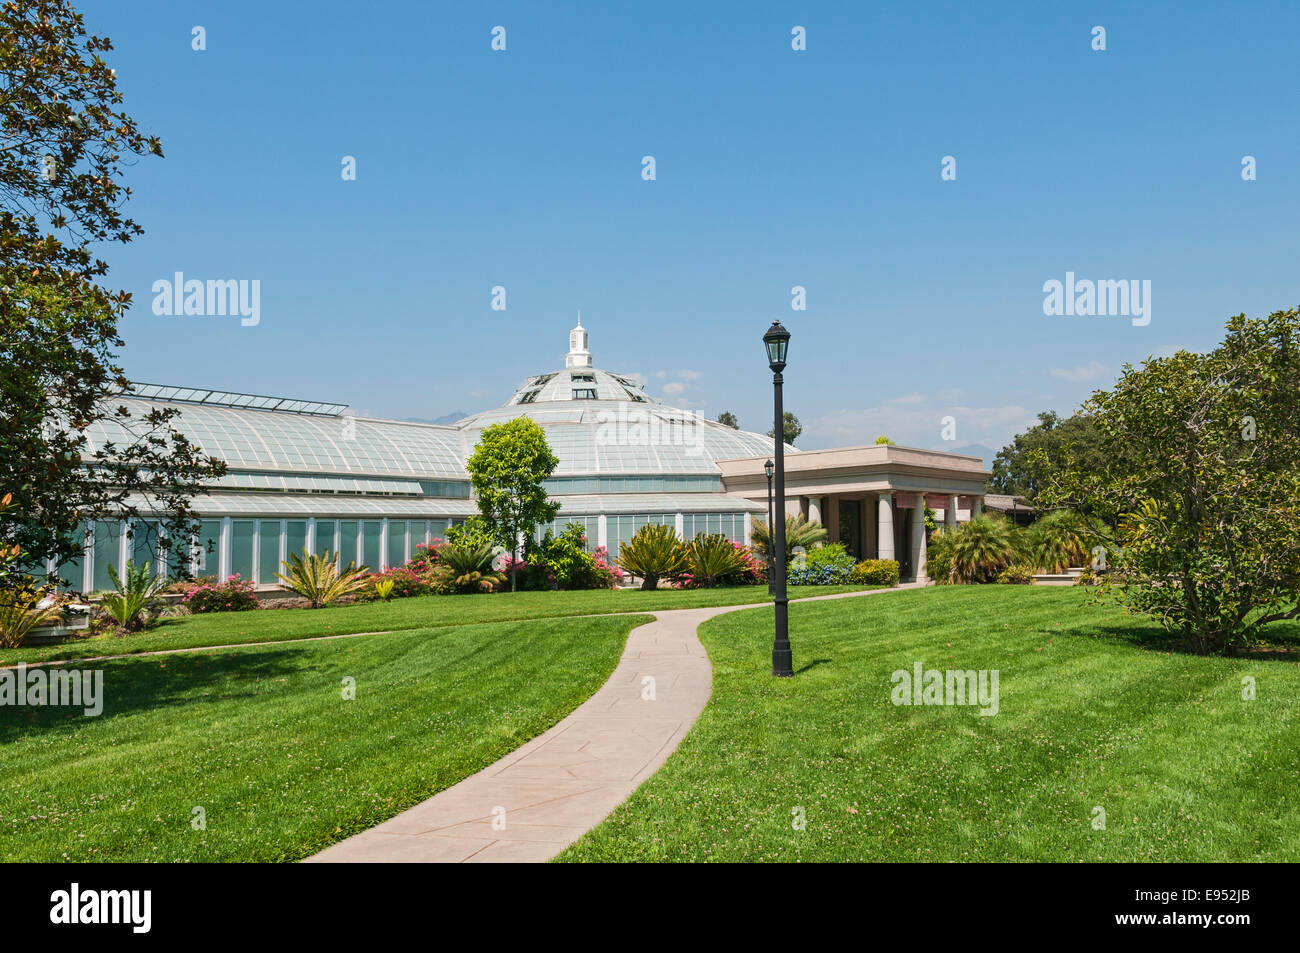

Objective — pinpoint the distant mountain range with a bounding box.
[398,411,469,426]
[946,444,998,470]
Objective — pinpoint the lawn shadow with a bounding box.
[1043,622,1300,662]
[795,658,832,675]
[0,645,321,741]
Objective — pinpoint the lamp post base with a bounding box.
[772,648,793,677]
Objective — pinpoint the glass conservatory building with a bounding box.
[61,320,990,590]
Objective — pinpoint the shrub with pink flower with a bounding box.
[183,574,260,613]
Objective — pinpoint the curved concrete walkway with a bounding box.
[307,583,921,863]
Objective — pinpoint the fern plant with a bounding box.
[276,549,369,608]
[374,578,395,601]
[101,560,169,632]
[617,523,688,590]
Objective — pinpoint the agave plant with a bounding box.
[617,523,688,590]
[276,549,369,608]
[431,540,505,593]
[101,560,169,632]
[0,587,58,649]
[685,533,751,588]
[750,513,829,564]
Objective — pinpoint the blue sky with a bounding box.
[91,0,1300,456]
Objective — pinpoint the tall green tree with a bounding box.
[465,417,560,591]
[0,2,224,577]
[767,411,802,445]
[1044,308,1300,655]
[991,410,1105,501]
[716,411,739,430]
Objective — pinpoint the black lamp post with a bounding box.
[764,459,775,595]
[763,320,792,677]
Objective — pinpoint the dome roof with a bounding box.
[455,320,783,475]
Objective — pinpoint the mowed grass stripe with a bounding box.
[558,586,1300,862]
[0,614,651,862]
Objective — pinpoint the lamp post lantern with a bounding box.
[763,320,792,677]
[764,458,775,595]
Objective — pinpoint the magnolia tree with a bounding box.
[1044,308,1300,654]
[1,2,225,578]
[465,418,560,592]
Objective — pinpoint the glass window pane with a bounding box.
[194,520,221,577]
[231,521,255,580]
[285,521,307,561]
[314,520,336,559]
[338,521,358,565]
[92,520,122,592]
[361,522,382,572]
[259,521,281,584]
[386,521,406,569]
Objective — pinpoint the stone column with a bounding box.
[947,494,959,531]
[973,496,983,518]
[911,496,928,583]
[808,496,822,527]
[826,496,840,542]
[876,492,895,561]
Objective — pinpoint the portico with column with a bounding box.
[716,443,989,584]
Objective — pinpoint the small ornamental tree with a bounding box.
[465,417,560,591]
[1043,308,1300,655]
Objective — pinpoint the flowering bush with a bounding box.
[362,565,434,599]
[509,524,622,591]
[786,562,852,586]
[183,575,260,613]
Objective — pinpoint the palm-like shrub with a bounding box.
[276,549,369,608]
[617,524,688,590]
[945,514,1019,584]
[750,513,829,563]
[430,539,505,593]
[0,587,57,649]
[1024,510,1102,573]
[685,533,751,588]
[101,560,168,631]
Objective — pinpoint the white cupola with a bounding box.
[565,313,592,368]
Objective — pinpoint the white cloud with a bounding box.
[1049,360,1107,382]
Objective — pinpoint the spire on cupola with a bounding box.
[566,312,592,368]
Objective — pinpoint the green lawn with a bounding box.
[558,586,1300,862]
[0,614,650,861]
[2,585,871,666]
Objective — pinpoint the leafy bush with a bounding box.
[444,516,499,551]
[805,543,854,573]
[511,524,621,591]
[374,578,395,601]
[617,523,688,590]
[996,563,1035,585]
[276,549,369,608]
[183,575,260,613]
[851,559,899,586]
[100,560,168,631]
